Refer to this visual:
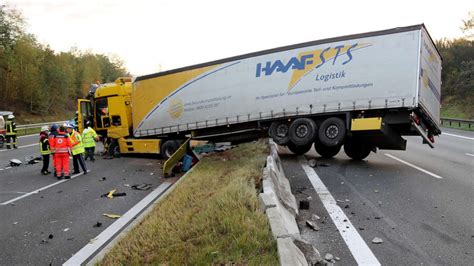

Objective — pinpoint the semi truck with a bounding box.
[77,24,442,161]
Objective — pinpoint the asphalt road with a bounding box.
[0,134,170,265]
[281,128,474,265]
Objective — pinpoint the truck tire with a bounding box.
[287,142,312,155]
[108,140,121,158]
[344,139,371,160]
[161,140,180,160]
[314,141,341,158]
[289,118,317,146]
[268,121,290,145]
[318,117,346,147]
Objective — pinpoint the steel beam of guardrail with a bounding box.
[16,121,68,135]
[441,117,474,129]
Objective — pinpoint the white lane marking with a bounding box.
[385,154,443,179]
[0,171,88,206]
[299,157,381,266]
[466,153,474,157]
[0,143,37,152]
[443,133,474,140]
[64,182,173,265]
[0,191,28,194]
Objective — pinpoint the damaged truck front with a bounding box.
[77,24,442,160]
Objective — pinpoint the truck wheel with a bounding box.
[289,118,317,146]
[318,117,346,147]
[287,142,312,155]
[314,141,341,158]
[108,140,121,158]
[161,140,180,160]
[268,121,290,145]
[344,139,371,160]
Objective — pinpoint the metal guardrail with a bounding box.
[440,117,474,129]
[16,121,68,135]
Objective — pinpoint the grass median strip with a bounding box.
[100,140,278,265]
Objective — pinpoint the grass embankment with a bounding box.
[441,103,474,131]
[100,140,279,265]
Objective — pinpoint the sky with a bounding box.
[4,0,473,76]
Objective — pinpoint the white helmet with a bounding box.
[7,114,14,119]
[41,126,49,132]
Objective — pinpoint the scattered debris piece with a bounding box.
[341,182,345,185]
[306,220,320,231]
[13,222,18,225]
[57,190,63,194]
[63,228,70,232]
[312,214,320,220]
[343,219,347,222]
[378,201,382,206]
[48,234,54,239]
[336,199,344,203]
[345,199,350,202]
[93,222,102,228]
[374,216,381,220]
[372,237,383,244]
[131,183,152,191]
[40,239,49,244]
[67,237,74,241]
[359,227,365,230]
[299,200,310,210]
[124,184,130,187]
[103,213,121,219]
[99,177,107,181]
[325,253,334,261]
[150,172,154,176]
[307,196,312,200]
[344,205,350,209]
[101,189,127,198]
[293,239,322,265]
[374,189,379,193]
[10,159,22,167]
[113,192,127,197]
[308,159,317,168]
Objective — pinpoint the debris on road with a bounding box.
[10,159,22,167]
[48,234,54,239]
[101,189,127,198]
[103,213,121,219]
[308,159,317,168]
[312,214,320,220]
[93,222,102,228]
[306,220,320,231]
[359,227,365,230]
[63,228,70,232]
[131,183,152,191]
[299,200,310,210]
[293,239,322,265]
[12,221,18,225]
[374,216,382,220]
[378,201,383,206]
[372,237,383,244]
[100,177,107,181]
[344,204,350,209]
[325,253,334,260]
[374,189,379,193]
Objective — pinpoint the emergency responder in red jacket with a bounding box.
[49,125,72,179]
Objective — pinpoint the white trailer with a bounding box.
[128,25,442,160]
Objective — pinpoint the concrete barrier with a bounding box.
[259,139,320,266]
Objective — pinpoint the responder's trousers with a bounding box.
[53,153,70,177]
[84,147,95,161]
[73,153,87,174]
[6,135,17,149]
[41,154,50,173]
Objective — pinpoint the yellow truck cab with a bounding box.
[77,78,163,157]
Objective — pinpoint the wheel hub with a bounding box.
[276,124,289,137]
[326,125,339,139]
[296,124,308,138]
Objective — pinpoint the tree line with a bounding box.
[0,5,128,119]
